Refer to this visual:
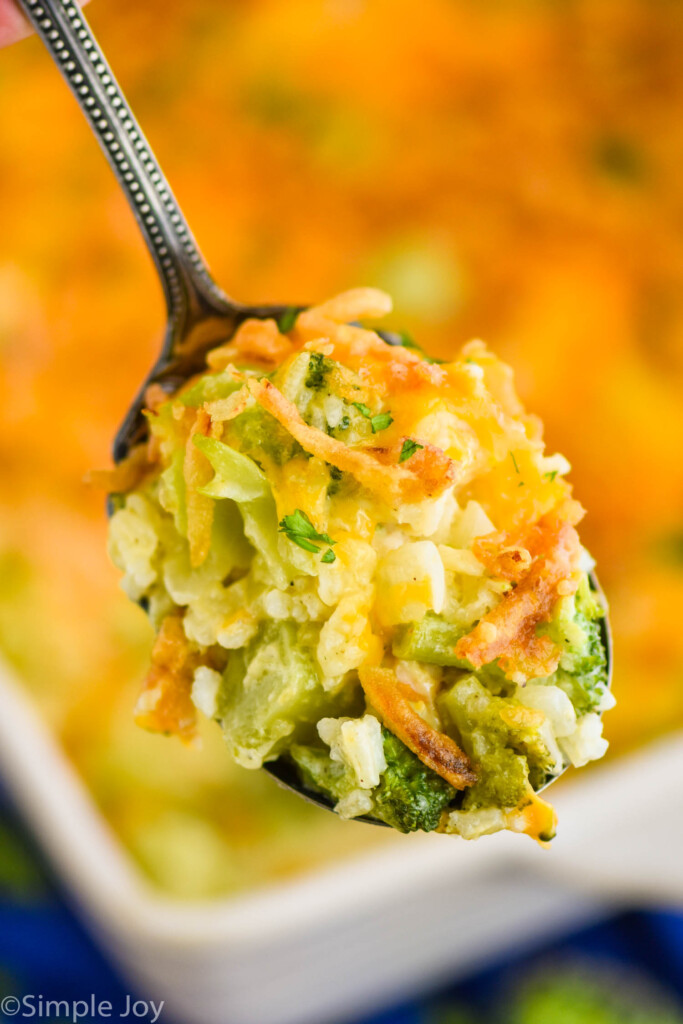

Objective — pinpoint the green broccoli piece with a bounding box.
[226,405,303,467]
[304,351,334,390]
[219,621,336,768]
[373,729,456,833]
[392,612,472,668]
[439,675,538,808]
[290,728,456,833]
[290,744,352,803]
[549,577,609,715]
[555,612,609,715]
[178,369,243,408]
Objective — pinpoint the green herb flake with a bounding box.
[352,402,392,432]
[399,438,424,463]
[370,412,393,433]
[278,509,336,557]
[544,470,558,482]
[352,402,373,419]
[510,452,521,475]
[321,548,336,564]
[278,307,299,334]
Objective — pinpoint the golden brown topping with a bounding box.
[184,408,214,567]
[84,442,156,494]
[472,538,533,583]
[143,383,169,413]
[204,384,251,425]
[248,377,456,504]
[455,504,583,682]
[305,288,393,323]
[370,438,457,496]
[359,667,477,790]
[134,614,199,743]
[208,318,294,369]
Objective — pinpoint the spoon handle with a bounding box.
[16,0,234,325]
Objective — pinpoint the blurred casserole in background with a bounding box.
[0,0,682,898]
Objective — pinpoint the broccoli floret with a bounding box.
[556,612,608,714]
[373,729,456,833]
[290,728,456,832]
[552,578,609,715]
[440,676,535,808]
[304,351,334,390]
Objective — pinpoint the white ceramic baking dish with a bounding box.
[1,659,682,1024]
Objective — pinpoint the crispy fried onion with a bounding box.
[85,442,156,494]
[455,504,583,683]
[204,384,251,424]
[371,438,456,498]
[184,408,215,567]
[247,378,455,504]
[293,287,448,389]
[143,382,170,413]
[472,499,583,583]
[472,538,533,583]
[359,667,476,790]
[296,313,447,389]
[134,614,200,742]
[207,318,294,369]
[305,288,394,324]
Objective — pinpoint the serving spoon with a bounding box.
[17,0,612,826]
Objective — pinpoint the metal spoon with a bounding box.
[15,0,296,462]
[18,0,612,827]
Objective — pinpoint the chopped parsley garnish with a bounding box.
[278,509,336,558]
[510,452,521,475]
[321,548,336,564]
[352,402,394,433]
[545,470,558,482]
[278,307,299,334]
[370,411,393,432]
[353,401,372,418]
[399,438,424,463]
